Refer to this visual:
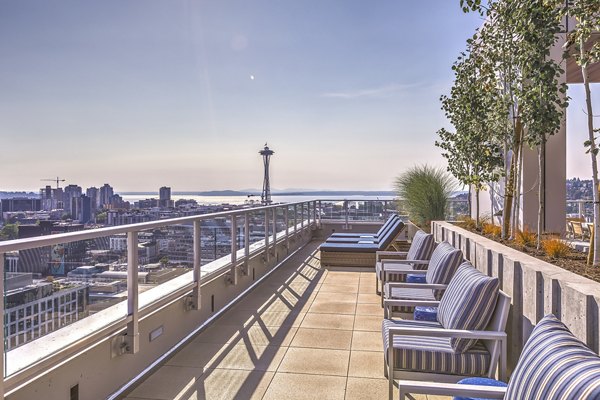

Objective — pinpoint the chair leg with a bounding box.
[388,337,394,400]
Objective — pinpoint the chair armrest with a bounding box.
[398,380,506,400]
[384,299,440,308]
[382,259,429,266]
[376,251,407,261]
[388,326,507,341]
[386,282,446,290]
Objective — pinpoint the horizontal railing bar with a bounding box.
[0,200,322,253]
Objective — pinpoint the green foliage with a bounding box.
[96,212,107,223]
[566,0,600,68]
[394,165,457,230]
[159,256,170,266]
[0,224,19,240]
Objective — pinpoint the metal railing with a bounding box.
[0,200,324,396]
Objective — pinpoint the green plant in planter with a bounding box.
[394,165,456,231]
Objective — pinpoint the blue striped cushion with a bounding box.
[505,314,600,400]
[437,262,499,353]
[382,319,491,376]
[407,230,435,268]
[425,241,463,285]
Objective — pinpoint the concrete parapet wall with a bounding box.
[433,221,600,372]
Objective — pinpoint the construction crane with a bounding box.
[41,177,66,189]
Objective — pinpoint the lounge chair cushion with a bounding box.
[382,319,491,377]
[425,241,463,286]
[504,314,600,400]
[319,220,404,253]
[437,262,499,353]
[406,230,435,267]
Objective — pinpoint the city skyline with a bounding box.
[1,1,598,192]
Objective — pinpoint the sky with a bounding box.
[0,1,597,193]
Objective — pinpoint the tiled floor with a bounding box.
[125,241,449,400]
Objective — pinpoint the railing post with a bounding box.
[344,200,349,229]
[230,215,238,285]
[0,252,4,398]
[264,209,270,262]
[579,201,584,219]
[294,204,298,233]
[126,231,140,354]
[384,200,388,220]
[301,203,305,230]
[272,207,278,261]
[244,212,250,275]
[313,200,317,226]
[318,200,322,227]
[285,205,290,251]
[191,220,201,309]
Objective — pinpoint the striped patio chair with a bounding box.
[397,314,600,400]
[382,263,510,400]
[381,241,462,308]
[374,230,435,295]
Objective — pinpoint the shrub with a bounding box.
[515,229,536,248]
[482,222,501,237]
[394,165,456,230]
[457,216,477,230]
[542,238,571,259]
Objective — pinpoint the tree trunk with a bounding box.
[581,39,600,266]
[475,188,480,229]
[468,184,473,221]
[512,140,524,240]
[503,119,523,239]
[537,140,546,250]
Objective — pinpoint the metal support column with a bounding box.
[244,213,250,275]
[272,207,278,261]
[126,231,140,354]
[285,206,290,251]
[191,220,201,310]
[230,215,238,285]
[294,204,298,233]
[344,200,349,229]
[318,200,322,227]
[264,209,270,262]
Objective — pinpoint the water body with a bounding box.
[121,193,397,206]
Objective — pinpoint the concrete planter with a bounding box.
[432,221,600,372]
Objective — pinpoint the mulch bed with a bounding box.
[454,223,600,284]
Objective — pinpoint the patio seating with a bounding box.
[382,263,509,400]
[397,314,600,400]
[380,241,462,307]
[326,214,399,242]
[374,230,435,295]
[319,219,405,267]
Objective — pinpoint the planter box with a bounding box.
[432,221,600,373]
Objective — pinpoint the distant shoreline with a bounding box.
[120,190,397,197]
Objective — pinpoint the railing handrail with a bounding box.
[0,200,316,253]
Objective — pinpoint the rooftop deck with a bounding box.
[123,241,447,400]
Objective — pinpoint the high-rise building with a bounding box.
[99,184,114,209]
[86,187,99,213]
[72,195,92,223]
[159,186,172,208]
[64,184,82,217]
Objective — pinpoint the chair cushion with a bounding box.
[406,274,426,283]
[505,314,600,400]
[437,262,499,353]
[406,230,435,267]
[425,241,463,285]
[382,319,491,376]
[454,377,507,400]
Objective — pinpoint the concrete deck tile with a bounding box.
[193,324,298,347]
[262,373,346,400]
[166,343,287,372]
[277,347,350,376]
[353,315,383,331]
[318,283,359,293]
[290,328,353,350]
[314,291,357,303]
[355,303,384,316]
[299,312,355,330]
[308,300,357,315]
[178,369,274,400]
[128,365,203,399]
[348,350,384,379]
[351,331,383,352]
[345,377,400,400]
[357,293,381,304]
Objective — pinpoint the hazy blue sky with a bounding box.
[0,1,597,192]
